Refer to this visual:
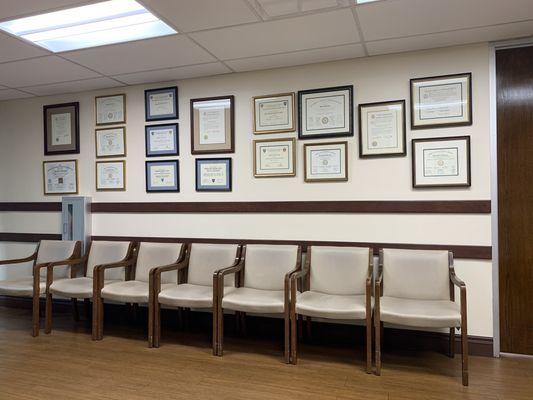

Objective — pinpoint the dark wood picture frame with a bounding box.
[303,141,348,183]
[144,86,178,122]
[43,102,80,156]
[145,160,180,193]
[195,157,232,192]
[358,100,406,158]
[145,123,179,157]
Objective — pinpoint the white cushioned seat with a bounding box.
[50,277,119,298]
[102,280,176,303]
[222,287,289,314]
[159,284,236,308]
[0,279,47,297]
[296,291,368,320]
[379,296,461,328]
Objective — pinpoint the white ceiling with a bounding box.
[0,0,532,101]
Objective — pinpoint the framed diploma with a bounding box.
[145,160,179,192]
[145,86,178,121]
[195,158,232,192]
[190,96,235,154]
[410,73,472,129]
[95,127,126,158]
[43,102,79,155]
[96,160,126,191]
[253,92,295,134]
[253,138,295,178]
[412,136,471,188]
[358,100,406,158]
[298,85,353,139]
[145,124,179,157]
[304,141,348,182]
[95,94,126,126]
[42,160,78,195]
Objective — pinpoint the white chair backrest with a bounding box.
[36,240,77,279]
[187,243,239,286]
[382,248,450,300]
[86,241,131,279]
[243,244,298,291]
[135,242,183,283]
[310,246,370,295]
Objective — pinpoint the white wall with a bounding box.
[0,43,493,336]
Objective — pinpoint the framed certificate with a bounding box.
[253,93,295,134]
[95,127,126,158]
[298,85,353,139]
[191,96,235,154]
[145,86,178,121]
[358,100,406,158]
[43,102,79,155]
[254,138,295,178]
[195,158,232,192]
[96,160,126,191]
[95,94,126,126]
[410,73,472,129]
[304,141,348,182]
[43,160,78,195]
[412,136,471,188]
[146,160,179,192]
[145,124,178,157]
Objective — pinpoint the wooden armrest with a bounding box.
[0,253,37,266]
[214,259,244,279]
[47,257,84,268]
[95,258,135,272]
[152,259,189,277]
[285,247,303,286]
[450,268,466,288]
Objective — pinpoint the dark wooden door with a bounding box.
[496,45,533,355]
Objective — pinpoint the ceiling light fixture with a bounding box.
[0,0,177,53]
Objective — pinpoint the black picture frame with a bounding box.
[195,158,232,192]
[145,160,180,193]
[43,102,80,156]
[145,123,179,157]
[145,86,178,122]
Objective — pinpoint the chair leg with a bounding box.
[97,296,104,340]
[449,327,455,358]
[32,276,40,337]
[217,308,224,357]
[375,320,382,376]
[284,313,290,364]
[44,292,53,334]
[212,305,218,356]
[72,298,80,322]
[154,302,161,348]
[366,317,372,374]
[461,326,469,386]
[148,294,154,348]
[291,312,298,365]
[91,294,98,340]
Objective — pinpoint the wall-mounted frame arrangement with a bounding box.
[145,123,178,157]
[358,100,406,158]
[95,94,126,126]
[298,85,353,140]
[253,137,296,178]
[95,127,126,158]
[145,86,178,121]
[43,102,80,155]
[96,160,126,191]
[195,158,232,192]
[42,159,78,195]
[191,95,235,154]
[304,141,348,182]
[412,136,471,188]
[146,160,179,192]
[410,72,472,129]
[253,92,295,134]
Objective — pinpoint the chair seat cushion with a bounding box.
[0,278,47,297]
[222,287,292,314]
[296,291,370,320]
[158,284,235,308]
[380,296,461,328]
[50,277,120,298]
[101,280,174,303]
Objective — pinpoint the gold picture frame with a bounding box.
[252,92,295,134]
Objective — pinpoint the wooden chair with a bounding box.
[149,243,241,349]
[290,246,373,371]
[45,240,135,336]
[93,241,185,341]
[0,240,81,336]
[375,248,468,386]
[214,244,302,363]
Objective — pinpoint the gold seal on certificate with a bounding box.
[96,160,125,191]
[43,160,78,195]
[359,100,406,158]
[304,141,348,182]
[44,102,79,155]
[253,93,295,134]
[191,96,234,154]
[412,136,471,188]
[95,94,126,126]
[254,138,295,178]
[410,73,472,129]
[95,127,126,158]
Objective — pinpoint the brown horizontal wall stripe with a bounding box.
[0,202,62,212]
[0,232,62,242]
[92,235,492,260]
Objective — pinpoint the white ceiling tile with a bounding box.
[62,35,216,76]
[357,0,533,41]
[22,77,124,96]
[0,89,34,101]
[190,9,360,60]
[112,62,232,85]
[256,0,343,18]
[0,32,50,63]
[225,43,365,72]
[142,0,259,32]
[0,56,100,87]
[366,20,533,56]
[0,0,99,20]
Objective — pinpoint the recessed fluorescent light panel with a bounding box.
[0,0,177,52]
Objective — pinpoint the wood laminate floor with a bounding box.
[0,305,531,400]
